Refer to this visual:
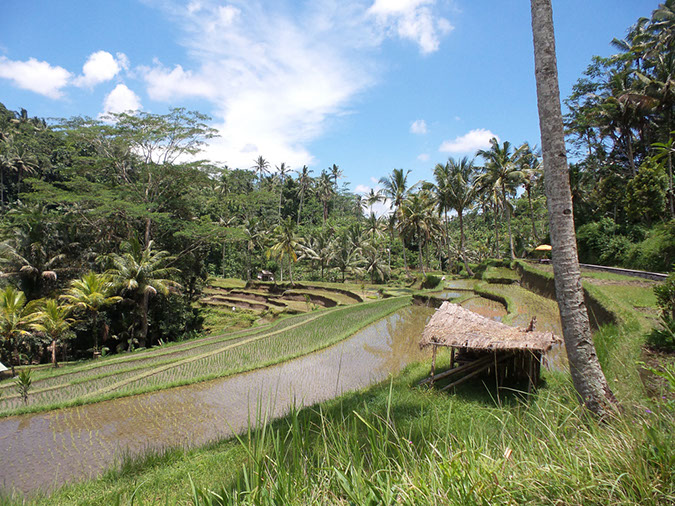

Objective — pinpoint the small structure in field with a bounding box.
[257,270,275,282]
[419,301,561,392]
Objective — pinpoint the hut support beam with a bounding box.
[429,345,438,385]
[419,353,494,386]
[440,354,513,392]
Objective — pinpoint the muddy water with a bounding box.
[0,306,434,495]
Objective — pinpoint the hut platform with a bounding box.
[419,301,561,393]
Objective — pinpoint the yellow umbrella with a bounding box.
[534,244,552,251]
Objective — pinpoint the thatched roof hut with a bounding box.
[419,301,560,352]
[419,302,562,392]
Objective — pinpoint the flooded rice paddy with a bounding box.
[460,296,508,321]
[0,306,435,495]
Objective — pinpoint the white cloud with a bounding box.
[439,128,497,154]
[143,64,216,101]
[141,1,386,169]
[139,0,454,168]
[74,51,127,88]
[0,56,71,98]
[102,84,142,114]
[417,153,429,161]
[410,119,427,134]
[368,0,452,54]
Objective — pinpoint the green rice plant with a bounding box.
[15,369,31,406]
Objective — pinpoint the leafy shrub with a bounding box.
[576,217,623,265]
[421,274,442,289]
[624,221,675,272]
[646,317,675,351]
[655,272,675,320]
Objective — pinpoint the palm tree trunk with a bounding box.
[503,182,515,259]
[458,211,474,276]
[493,201,501,257]
[531,0,616,417]
[144,218,152,246]
[401,234,409,272]
[93,312,99,358]
[527,188,539,242]
[666,108,674,217]
[51,339,58,368]
[140,291,150,348]
[297,191,304,226]
[418,230,425,275]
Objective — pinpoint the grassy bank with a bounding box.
[30,356,674,505]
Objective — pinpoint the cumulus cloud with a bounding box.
[102,84,142,114]
[74,51,127,88]
[410,119,427,134]
[368,0,453,54]
[0,56,71,98]
[439,128,497,154]
[135,0,455,168]
[140,1,401,169]
[417,153,430,161]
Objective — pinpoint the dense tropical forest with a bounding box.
[1,0,674,371]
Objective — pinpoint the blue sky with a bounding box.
[0,0,658,200]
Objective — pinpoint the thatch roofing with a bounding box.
[419,302,561,353]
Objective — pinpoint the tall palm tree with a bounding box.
[267,217,301,284]
[61,272,121,357]
[443,157,478,275]
[315,171,334,225]
[241,216,262,281]
[361,241,389,284]
[365,188,383,214]
[398,191,437,274]
[329,163,343,190]
[531,0,616,416]
[295,165,313,225]
[251,156,270,183]
[29,299,73,368]
[477,138,525,259]
[0,286,36,375]
[518,144,543,243]
[379,168,411,271]
[333,231,363,282]
[104,240,181,348]
[299,228,332,280]
[275,163,292,222]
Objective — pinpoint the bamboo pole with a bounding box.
[418,353,494,386]
[429,344,438,385]
[440,354,513,392]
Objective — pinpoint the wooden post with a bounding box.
[450,348,456,369]
[494,352,500,404]
[430,344,438,385]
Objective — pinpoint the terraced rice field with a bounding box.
[0,297,409,416]
[201,280,364,314]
